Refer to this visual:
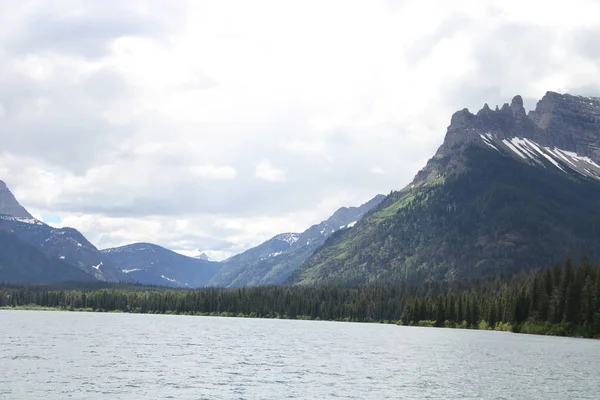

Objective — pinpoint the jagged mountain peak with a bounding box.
[412,92,600,187]
[0,180,34,219]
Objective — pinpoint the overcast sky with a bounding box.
[1,0,599,260]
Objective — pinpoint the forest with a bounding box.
[1,256,599,338]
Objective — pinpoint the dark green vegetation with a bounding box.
[291,146,600,286]
[2,257,599,338]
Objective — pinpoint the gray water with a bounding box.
[1,310,599,399]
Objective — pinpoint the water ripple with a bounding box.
[1,310,600,399]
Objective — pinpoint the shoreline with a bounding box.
[2,305,596,340]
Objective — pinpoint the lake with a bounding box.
[1,310,599,399]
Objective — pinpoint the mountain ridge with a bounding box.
[101,242,221,288]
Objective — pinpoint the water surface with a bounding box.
[1,310,599,399]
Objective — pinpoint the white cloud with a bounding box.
[254,160,286,182]
[0,0,599,258]
[191,164,237,180]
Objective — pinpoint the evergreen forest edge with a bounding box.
[2,256,600,338]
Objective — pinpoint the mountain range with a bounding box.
[0,179,384,287]
[2,91,600,288]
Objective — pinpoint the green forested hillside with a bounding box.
[290,146,600,286]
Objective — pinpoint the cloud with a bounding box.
[0,1,170,59]
[191,164,237,180]
[1,0,600,259]
[254,160,286,182]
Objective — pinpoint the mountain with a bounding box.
[0,229,91,283]
[290,92,600,286]
[0,180,126,282]
[209,194,385,287]
[101,243,221,287]
[0,181,33,219]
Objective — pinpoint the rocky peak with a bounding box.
[412,91,600,186]
[528,92,600,161]
[510,95,527,118]
[510,95,525,114]
[0,180,33,219]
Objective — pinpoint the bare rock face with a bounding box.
[0,180,33,219]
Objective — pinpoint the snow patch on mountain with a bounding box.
[0,216,44,225]
[161,275,180,285]
[482,134,600,180]
[122,268,143,274]
[275,233,299,245]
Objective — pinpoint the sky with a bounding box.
[1,0,600,260]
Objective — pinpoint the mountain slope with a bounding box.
[209,194,385,287]
[290,92,600,286]
[0,230,91,283]
[0,180,125,282]
[101,243,221,287]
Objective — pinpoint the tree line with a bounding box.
[1,256,599,337]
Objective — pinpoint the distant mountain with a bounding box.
[195,251,211,261]
[290,92,600,286]
[0,180,126,282]
[101,243,221,288]
[209,194,385,287]
[0,229,91,284]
